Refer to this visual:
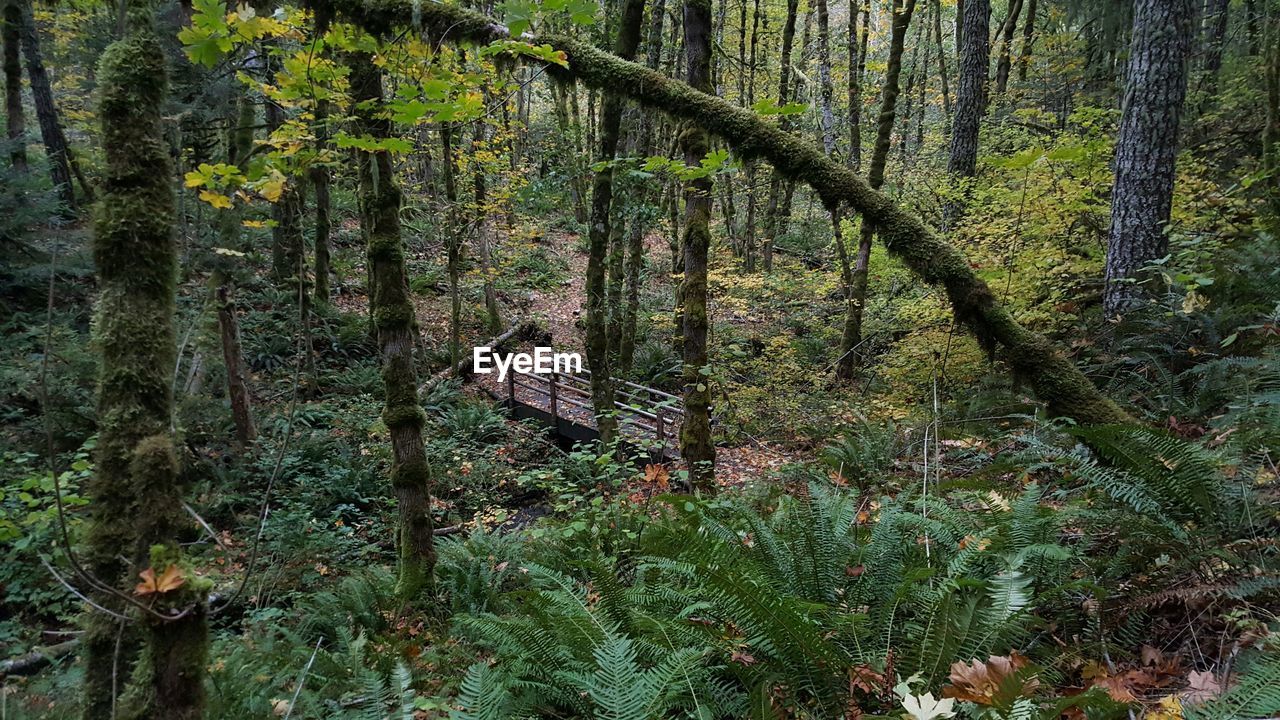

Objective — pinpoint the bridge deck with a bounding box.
[499,368,682,460]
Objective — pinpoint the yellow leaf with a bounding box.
[258,179,284,203]
[241,220,267,228]
[199,190,233,209]
[183,171,207,188]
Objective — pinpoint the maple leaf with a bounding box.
[900,692,955,720]
[942,652,1040,705]
[643,463,669,490]
[1180,670,1221,703]
[730,650,756,666]
[135,564,186,596]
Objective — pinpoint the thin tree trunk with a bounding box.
[1200,0,1229,100]
[994,0,1023,95]
[440,123,462,372]
[3,1,24,171]
[1104,0,1193,318]
[933,0,952,117]
[762,0,800,271]
[841,0,916,380]
[351,58,435,598]
[217,285,257,447]
[17,0,72,209]
[618,0,668,374]
[742,0,761,271]
[1016,0,1037,81]
[680,0,716,490]
[585,0,644,443]
[84,25,208,720]
[473,115,502,333]
[311,99,332,305]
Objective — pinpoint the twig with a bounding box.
[282,637,324,720]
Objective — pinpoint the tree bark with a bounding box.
[1103,0,1193,318]
[947,0,989,181]
[320,0,1134,426]
[585,0,644,444]
[994,0,1023,95]
[17,0,73,209]
[840,0,916,381]
[85,25,208,720]
[3,0,24,171]
[679,0,717,490]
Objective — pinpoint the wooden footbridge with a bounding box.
[500,368,683,460]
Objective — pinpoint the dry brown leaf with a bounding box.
[134,564,185,597]
[1180,670,1221,703]
[942,652,1040,706]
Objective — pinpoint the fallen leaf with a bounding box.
[135,564,185,596]
[1180,670,1221,703]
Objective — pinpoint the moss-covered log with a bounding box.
[86,24,207,719]
[351,56,436,599]
[312,0,1132,426]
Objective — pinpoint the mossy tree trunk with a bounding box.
[321,0,1133,426]
[584,0,644,444]
[217,285,257,448]
[351,57,436,599]
[841,0,916,380]
[847,0,869,171]
[85,24,208,720]
[3,0,24,171]
[679,0,717,490]
[948,0,989,179]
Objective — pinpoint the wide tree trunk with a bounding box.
[326,0,1134,426]
[994,0,1023,95]
[351,58,435,598]
[3,0,24,171]
[1103,0,1193,318]
[17,0,73,209]
[680,0,716,490]
[841,0,916,380]
[947,0,990,205]
[84,24,208,720]
[584,0,644,444]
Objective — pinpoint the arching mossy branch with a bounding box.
[313,0,1131,426]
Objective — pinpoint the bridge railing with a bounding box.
[504,367,682,451]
